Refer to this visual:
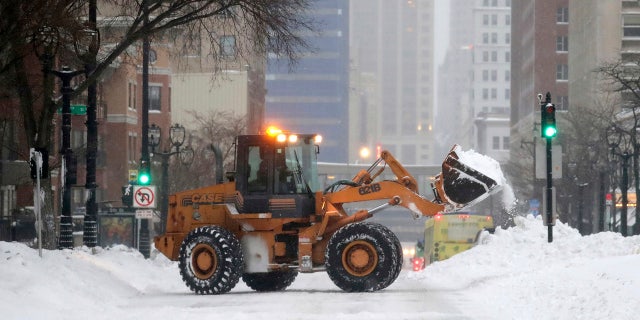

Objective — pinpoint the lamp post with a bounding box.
[83,0,100,247]
[149,123,194,234]
[51,66,84,249]
[608,126,636,237]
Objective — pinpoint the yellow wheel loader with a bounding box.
[154,128,501,294]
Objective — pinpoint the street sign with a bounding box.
[133,185,156,208]
[535,144,562,179]
[128,170,138,183]
[135,209,154,219]
[57,104,87,115]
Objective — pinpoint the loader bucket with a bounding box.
[440,149,499,206]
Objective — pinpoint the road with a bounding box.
[123,271,473,320]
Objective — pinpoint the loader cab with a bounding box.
[235,132,321,218]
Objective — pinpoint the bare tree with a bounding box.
[1,0,314,248]
[169,110,246,193]
[597,60,640,235]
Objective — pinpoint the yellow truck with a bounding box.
[412,212,494,270]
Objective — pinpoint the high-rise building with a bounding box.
[569,0,623,113]
[471,0,511,163]
[436,0,511,163]
[350,0,435,165]
[568,1,640,234]
[511,0,569,152]
[265,0,349,163]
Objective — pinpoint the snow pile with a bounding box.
[408,215,640,319]
[0,215,639,319]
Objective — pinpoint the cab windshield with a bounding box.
[274,138,320,194]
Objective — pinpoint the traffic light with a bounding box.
[138,163,151,185]
[541,103,557,138]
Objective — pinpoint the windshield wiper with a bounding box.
[293,150,313,197]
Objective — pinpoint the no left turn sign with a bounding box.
[133,186,156,208]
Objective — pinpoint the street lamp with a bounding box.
[51,66,84,249]
[607,126,636,237]
[149,123,194,234]
[71,18,102,248]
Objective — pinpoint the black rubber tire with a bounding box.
[178,226,244,294]
[325,222,403,292]
[242,270,298,292]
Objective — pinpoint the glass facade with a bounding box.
[265,0,349,163]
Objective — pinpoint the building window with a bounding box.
[72,129,85,149]
[491,32,498,44]
[623,15,640,37]
[492,136,500,150]
[149,49,157,64]
[505,33,511,44]
[128,83,136,110]
[556,36,568,52]
[149,85,161,111]
[505,70,510,81]
[505,88,510,100]
[557,7,569,24]
[556,64,569,81]
[219,35,236,57]
[491,70,497,81]
[491,88,497,99]
[483,70,489,81]
[556,96,569,110]
[503,136,510,150]
[491,51,497,62]
[505,51,510,62]
[483,33,489,44]
[491,14,498,26]
[483,51,489,62]
[483,88,489,100]
[505,14,511,26]
[483,14,489,26]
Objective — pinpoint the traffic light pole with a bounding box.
[546,136,553,243]
[138,0,151,258]
[539,92,556,243]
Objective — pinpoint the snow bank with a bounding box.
[408,215,640,319]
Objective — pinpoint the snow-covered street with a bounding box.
[2,215,640,320]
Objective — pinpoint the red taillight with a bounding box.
[412,257,425,271]
[434,214,443,220]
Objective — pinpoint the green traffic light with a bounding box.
[543,126,557,138]
[138,172,151,185]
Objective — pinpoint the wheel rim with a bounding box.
[341,240,378,277]
[191,243,218,280]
